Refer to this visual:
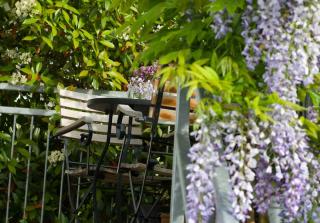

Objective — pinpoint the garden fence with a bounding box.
[0,84,61,223]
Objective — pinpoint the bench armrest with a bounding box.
[53,116,93,137]
[116,104,143,119]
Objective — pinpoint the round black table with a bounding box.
[87,97,151,115]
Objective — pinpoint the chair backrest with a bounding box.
[58,88,142,145]
[150,82,197,125]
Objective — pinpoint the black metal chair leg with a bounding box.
[115,116,133,221]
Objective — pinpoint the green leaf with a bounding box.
[20,67,33,75]
[105,59,120,66]
[22,17,38,25]
[41,36,53,49]
[0,75,11,82]
[83,56,95,67]
[22,36,37,41]
[81,29,94,40]
[78,18,84,29]
[41,75,55,86]
[72,30,79,38]
[99,40,115,48]
[0,132,11,141]
[50,24,57,37]
[300,117,319,139]
[106,71,128,84]
[101,30,112,37]
[187,84,198,99]
[62,10,70,24]
[73,37,79,49]
[55,1,79,14]
[159,51,179,64]
[308,91,320,107]
[278,99,306,111]
[79,70,89,77]
[8,161,16,174]
[36,62,42,73]
[58,22,66,30]
[92,78,99,89]
[209,0,245,14]
[17,148,30,158]
[101,16,108,29]
[72,14,78,27]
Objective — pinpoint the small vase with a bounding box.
[127,80,153,100]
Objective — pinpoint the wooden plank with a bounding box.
[59,98,104,113]
[60,108,141,125]
[66,167,171,184]
[62,130,142,145]
[59,89,127,101]
[60,118,142,135]
[60,108,115,123]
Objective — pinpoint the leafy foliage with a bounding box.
[0,0,141,90]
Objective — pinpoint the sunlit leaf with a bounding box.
[99,40,115,48]
[79,70,89,77]
[41,36,53,49]
[22,36,37,41]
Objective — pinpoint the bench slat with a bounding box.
[63,130,142,145]
[59,89,127,101]
[60,118,142,135]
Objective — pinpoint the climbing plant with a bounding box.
[116,0,320,222]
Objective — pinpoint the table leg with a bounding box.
[93,110,113,222]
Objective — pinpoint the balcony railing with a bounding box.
[0,83,59,223]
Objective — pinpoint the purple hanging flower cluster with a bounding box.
[242,0,320,100]
[132,63,158,81]
[210,9,233,40]
[186,110,222,223]
[187,1,320,222]
[306,106,318,123]
[241,0,320,221]
[187,111,271,222]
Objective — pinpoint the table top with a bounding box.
[87,97,151,114]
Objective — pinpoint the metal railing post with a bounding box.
[170,87,190,223]
[58,143,66,218]
[40,124,51,223]
[23,115,34,218]
[5,114,17,223]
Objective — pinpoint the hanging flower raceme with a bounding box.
[210,9,233,40]
[186,110,222,223]
[241,0,320,221]
[187,111,271,222]
[209,0,233,39]
[187,0,320,222]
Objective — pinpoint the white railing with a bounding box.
[0,83,59,223]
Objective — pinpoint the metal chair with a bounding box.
[53,88,146,222]
[116,82,197,223]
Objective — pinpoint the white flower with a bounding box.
[9,71,28,85]
[15,0,36,18]
[48,150,64,165]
